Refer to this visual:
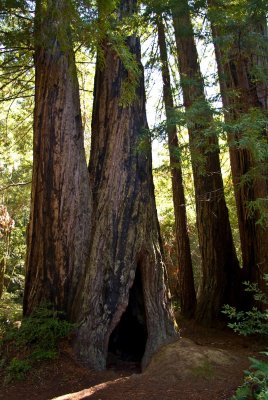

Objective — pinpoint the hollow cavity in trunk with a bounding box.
[107,266,147,369]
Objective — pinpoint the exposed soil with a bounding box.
[0,320,265,400]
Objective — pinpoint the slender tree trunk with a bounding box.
[23,0,92,317]
[156,16,196,318]
[172,0,241,322]
[208,1,268,296]
[74,0,177,371]
[0,206,14,299]
[0,258,5,299]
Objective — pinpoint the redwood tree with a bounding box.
[23,0,92,316]
[171,0,241,322]
[156,15,196,318]
[75,0,177,370]
[208,0,268,296]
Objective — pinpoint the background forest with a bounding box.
[0,0,268,397]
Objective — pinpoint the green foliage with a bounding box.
[153,145,201,297]
[0,291,22,337]
[223,279,268,337]
[76,47,95,158]
[224,303,268,337]
[3,305,74,350]
[225,109,268,163]
[0,0,34,300]
[0,96,32,297]
[222,172,242,263]
[6,358,31,382]
[30,349,58,361]
[112,34,141,107]
[247,198,268,229]
[97,0,117,17]
[224,277,268,399]
[230,353,268,400]
[0,0,33,297]
[0,304,75,382]
[108,16,142,106]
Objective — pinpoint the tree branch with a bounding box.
[0,181,31,192]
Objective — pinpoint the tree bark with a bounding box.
[172,0,241,322]
[74,0,177,371]
[208,0,268,296]
[0,258,5,299]
[23,0,92,316]
[156,16,196,318]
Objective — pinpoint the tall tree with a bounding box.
[171,0,241,322]
[0,206,15,299]
[208,0,268,296]
[23,0,92,316]
[156,15,196,318]
[75,0,177,370]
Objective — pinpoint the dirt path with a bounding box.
[0,321,263,400]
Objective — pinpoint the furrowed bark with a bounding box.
[75,0,177,371]
[156,15,196,318]
[172,0,241,322]
[208,0,268,297]
[23,0,92,317]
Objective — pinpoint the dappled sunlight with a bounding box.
[52,377,129,400]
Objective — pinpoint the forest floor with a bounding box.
[0,319,265,400]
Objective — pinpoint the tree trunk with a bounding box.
[74,0,177,371]
[0,258,5,299]
[156,16,196,318]
[208,0,268,296]
[172,0,241,322]
[23,0,92,317]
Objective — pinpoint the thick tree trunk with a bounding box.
[208,1,268,296]
[74,0,177,371]
[23,0,92,316]
[172,0,241,322]
[156,16,196,318]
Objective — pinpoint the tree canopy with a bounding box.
[0,0,267,375]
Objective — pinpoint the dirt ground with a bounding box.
[0,320,265,400]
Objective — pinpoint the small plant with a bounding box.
[0,291,22,337]
[4,304,74,350]
[223,277,268,400]
[30,349,58,361]
[1,304,75,382]
[231,353,268,400]
[6,358,31,382]
[223,279,268,337]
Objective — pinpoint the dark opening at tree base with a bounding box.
[107,265,147,371]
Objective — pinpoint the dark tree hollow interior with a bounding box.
[107,265,148,366]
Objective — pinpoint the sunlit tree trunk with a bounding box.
[0,258,6,299]
[208,0,268,297]
[172,0,241,322]
[75,0,177,371]
[0,205,14,299]
[156,16,196,318]
[23,0,92,316]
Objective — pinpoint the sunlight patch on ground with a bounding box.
[51,377,129,400]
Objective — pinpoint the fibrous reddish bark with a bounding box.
[208,0,268,296]
[172,0,241,322]
[75,0,177,371]
[23,0,92,316]
[156,16,196,318]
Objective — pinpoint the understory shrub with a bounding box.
[0,304,74,382]
[223,278,268,400]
